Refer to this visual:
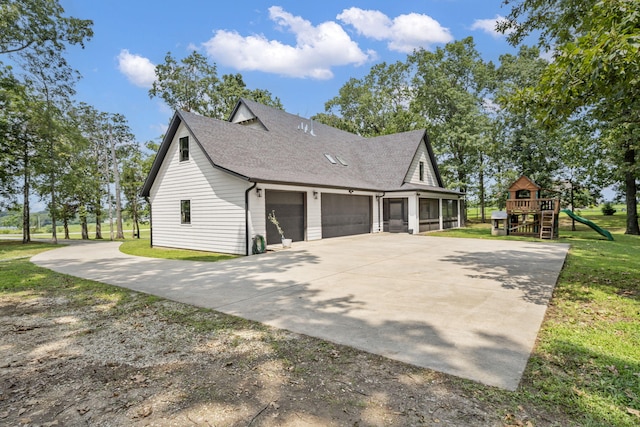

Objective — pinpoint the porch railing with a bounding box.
[506,198,559,213]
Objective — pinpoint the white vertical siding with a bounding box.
[306,189,322,240]
[248,188,265,243]
[406,140,438,186]
[230,103,255,123]
[150,122,249,255]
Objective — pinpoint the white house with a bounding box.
[140,99,463,255]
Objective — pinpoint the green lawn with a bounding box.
[0,222,151,239]
[1,208,638,425]
[440,209,640,426]
[119,238,236,262]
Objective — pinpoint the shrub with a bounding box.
[601,202,616,216]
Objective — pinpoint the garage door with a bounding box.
[321,194,371,238]
[265,190,305,245]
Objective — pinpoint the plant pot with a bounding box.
[281,238,292,248]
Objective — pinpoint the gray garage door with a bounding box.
[265,190,305,245]
[321,193,371,238]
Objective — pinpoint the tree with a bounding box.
[502,0,640,234]
[149,51,220,116]
[108,114,136,240]
[121,145,147,238]
[319,61,419,136]
[149,51,282,119]
[494,46,561,189]
[21,47,78,244]
[0,0,93,55]
[218,73,283,119]
[499,0,597,50]
[409,37,495,211]
[0,71,43,242]
[1,0,93,243]
[316,38,495,221]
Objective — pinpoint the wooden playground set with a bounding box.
[492,175,614,241]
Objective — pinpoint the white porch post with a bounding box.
[408,195,418,234]
[457,198,462,228]
[439,198,443,230]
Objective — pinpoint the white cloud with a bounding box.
[202,6,373,79]
[337,8,453,53]
[470,15,511,39]
[150,121,169,137]
[117,49,156,88]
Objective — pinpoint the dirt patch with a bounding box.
[0,292,552,426]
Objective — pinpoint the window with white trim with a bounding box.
[179,136,189,162]
[180,200,191,224]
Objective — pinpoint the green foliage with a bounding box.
[267,210,285,239]
[0,241,59,261]
[439,212,640,426]
[317,37,495,199]
[149,51,282,119]
[501,0,640,235]
[409,37,495,196]
[119,238,236,262]
[601,202,617,216]
[0,0,93,56]
[318,61,418,137]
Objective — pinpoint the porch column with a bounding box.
[439,198,443,230]
[408,195,418,234]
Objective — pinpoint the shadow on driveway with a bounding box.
[31,233,569,390]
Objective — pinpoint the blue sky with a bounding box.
[60,0,522,145]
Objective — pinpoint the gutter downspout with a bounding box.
[245,182,257,256]
[145,196,152,247]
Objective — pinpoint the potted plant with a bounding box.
[268,210,292,248]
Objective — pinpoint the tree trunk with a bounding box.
[570,181,576,231]
[110,128,125,239]
[46,101,57,244]
[95,202,103,239]
[624,147,639,235]
[50,176,57,244]
[457,168,467,224]
[22,152,31,244]
[81,216,89,240]
[479,155,486,223]
[63,217,70,239]
[131,199,140,238]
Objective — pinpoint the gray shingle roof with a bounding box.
[141,99,457,196]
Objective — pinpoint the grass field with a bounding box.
[1,207,638,425]
[444,209,640,426]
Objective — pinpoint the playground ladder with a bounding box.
[540,210,555,239]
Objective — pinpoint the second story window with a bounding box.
[419,161,425,181]
[179,136,189,162]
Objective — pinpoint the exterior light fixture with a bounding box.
[256,188,262,197]
[313,190,318,199]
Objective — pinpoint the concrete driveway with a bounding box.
[31,233,569,390]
